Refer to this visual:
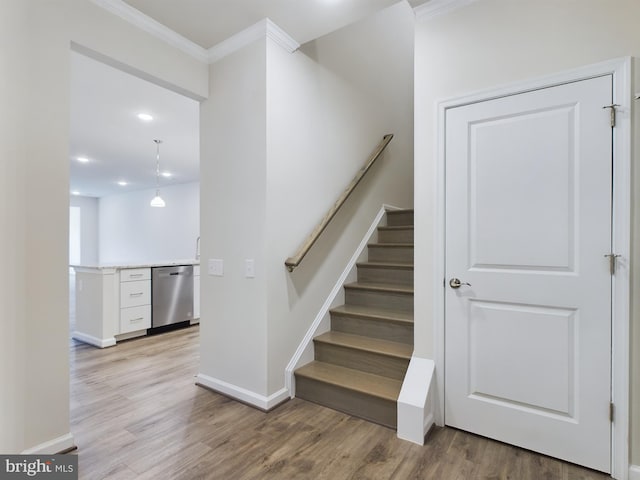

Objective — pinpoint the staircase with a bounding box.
[294,209,414,429]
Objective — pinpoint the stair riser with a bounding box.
[345,289,413,313]
[378,228,414,244]
[368,246,413,263]
[386,211,414,227]
[358,266,413,286]
[331,315,413,345]
[295,376,397,429]
[314,342,409,380]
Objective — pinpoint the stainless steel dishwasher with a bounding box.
[151,265,194,329]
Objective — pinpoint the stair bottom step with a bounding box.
[295,362,400,429]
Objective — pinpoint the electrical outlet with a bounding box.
[208,259,223,276]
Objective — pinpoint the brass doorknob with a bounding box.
[449,278,471,289]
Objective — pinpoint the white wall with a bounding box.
[265,1,414,394]
[0,0,207,454]
[413,0,640,465]
[0,0,28,454]
[200,39,269,396]
[199,2,414,402]
[70,196,99,265]
[99,182,200,263]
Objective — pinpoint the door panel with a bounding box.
[470,105,575,270]
[468,301,576,416]
[445,75,612,472]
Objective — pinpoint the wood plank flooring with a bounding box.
[70,326,610,480]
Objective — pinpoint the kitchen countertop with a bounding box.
[71,259,200,270]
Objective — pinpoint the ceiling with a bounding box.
[70,51,199,198]
[71,0,426,198]
[122,0,405,48]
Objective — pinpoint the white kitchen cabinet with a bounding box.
[120,268,151,282]
[120,279,150,309]
[72,261,198,348]
[120,304,151,334]
[119,268,151,334]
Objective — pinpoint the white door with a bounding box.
[444,75,613,472]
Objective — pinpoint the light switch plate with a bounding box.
[208,259,223,276]
[245,259,255,278]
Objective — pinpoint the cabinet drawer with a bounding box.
[120,268,151,282]
[120,280,150,308]
[120,304,151,334]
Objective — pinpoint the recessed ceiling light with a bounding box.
[117,181,128,186]
[71,191,80,196]
[137,113,153,122]
[76,156,90,163]
[161,171,172,178]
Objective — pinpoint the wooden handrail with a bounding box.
[285,134,394,272]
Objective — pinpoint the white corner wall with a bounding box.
[198,2,414,405]
[99,182,200,263]
[413,0,640,467]
[0,0,207,454]
[199,38,269,398]
[70,196,99,265]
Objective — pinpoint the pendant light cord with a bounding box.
[150,139,165,207]
[154,139,162,195]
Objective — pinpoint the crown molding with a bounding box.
[207,18,300,64]
[91,1,299,64]
[207,19,266,63]
[413,0,477,20]
[265,19,300,54]
[91,0,209,62]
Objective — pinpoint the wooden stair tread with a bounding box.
[294,207,414,429]
[331,304,413,324]
[315,331,412,359]
[295,361,402,401]
[344,282,413,294]
[357,261,413,270]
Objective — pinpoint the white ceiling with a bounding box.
[71,0,425,198]
[122,0,405,48]
[70,51,199,198]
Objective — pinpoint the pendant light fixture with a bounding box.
[150,139,166,208]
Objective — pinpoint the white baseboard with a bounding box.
[196,373,289,411]
[72,331,116,348]
[629,464,640,480]
[21,433,76,454]
[284,204,400,396]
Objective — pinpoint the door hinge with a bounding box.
[602,104,620,127]
[604,253,621,275]
[610,402,615,423]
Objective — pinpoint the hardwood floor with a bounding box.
[70,326,609,480]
